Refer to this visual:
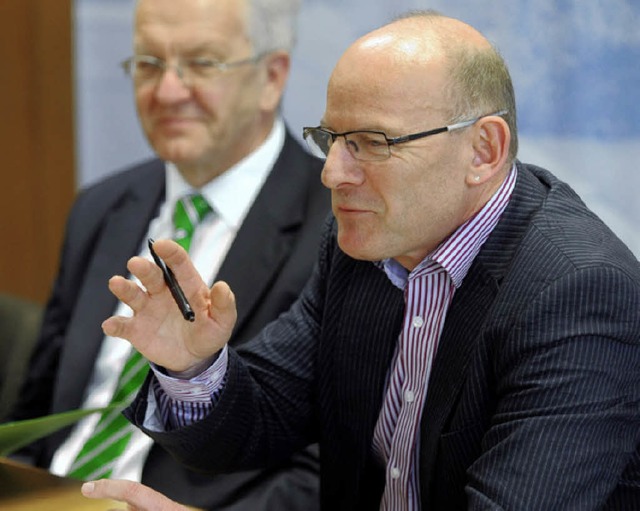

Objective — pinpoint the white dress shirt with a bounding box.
[49,118,285,481]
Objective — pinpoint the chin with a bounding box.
[337,233,381,262]
[150,134,203,161]
[156,147,202,167]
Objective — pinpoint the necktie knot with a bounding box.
[173,193,212,252]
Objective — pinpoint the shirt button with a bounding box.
[390,467,401,479]
[412,316,424,328]
[404,389,415,403]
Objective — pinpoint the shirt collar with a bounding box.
[164,117,286,230]
[378,164,518,290]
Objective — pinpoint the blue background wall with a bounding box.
[74,0,640,256]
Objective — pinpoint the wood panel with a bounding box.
[0,0,75,304]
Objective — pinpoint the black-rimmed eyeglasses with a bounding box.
[302,110,508,162]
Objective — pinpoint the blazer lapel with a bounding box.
[417,261,499,503]
[320,253,404,505]
[216,132,310,337]
[418,162,548,505]
[54,165,165,413]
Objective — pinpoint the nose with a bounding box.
[321,139,365,189]
[154,65,191,103]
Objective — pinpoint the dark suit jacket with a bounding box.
[10,131,330,510]
[129,162,640,510]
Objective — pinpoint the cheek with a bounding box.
[375,171,420,222]
[380,167,449,237]
[192,85,226,116]
[135,87,153,120]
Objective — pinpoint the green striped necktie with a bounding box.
[173,193,213,252]
[67,353,150,480]
[68,193,212,480]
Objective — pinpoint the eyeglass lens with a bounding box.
[305,129,390,161]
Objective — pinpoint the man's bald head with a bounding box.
[332,10,518,162]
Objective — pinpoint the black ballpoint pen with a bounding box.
[148,238,195,322]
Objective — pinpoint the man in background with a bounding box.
[9,0,327,509]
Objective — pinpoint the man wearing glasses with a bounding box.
[9,0,327,509]
[86,9,639,511]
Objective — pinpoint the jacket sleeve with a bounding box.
[467,265,640,509]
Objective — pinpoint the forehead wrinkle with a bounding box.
[326,34,450,134]
[134,0,250,55]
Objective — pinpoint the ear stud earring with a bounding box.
[474,175,481,182]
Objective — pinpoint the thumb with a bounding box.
[82,479,190,511]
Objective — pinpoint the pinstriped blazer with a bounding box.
[131,161,640,510]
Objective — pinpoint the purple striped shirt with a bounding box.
[150,346,228,429]
[373,166,516,510]
[151,166,517,509]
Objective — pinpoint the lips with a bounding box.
[334,203,377,218]
[332,189,379,216]
[333,196,372,213]
[152,117,201,136]
[338,206,368,213]
[156,116,195,126]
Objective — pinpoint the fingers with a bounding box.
[109,240,203,307]
[82,479,190,511]
[119,240,197,300]
[103,240,200,329]
[102,238,237,371]
[149,239,197,286]
[210,281,238,332]
[101,315,130,340]
[100,275,142,340]
[148,239,217,321]
[108,273,148,310]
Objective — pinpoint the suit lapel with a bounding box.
[418,162,548,505]
[339,262,405,482]
[321,253,404,504]
[54,164,165,413]
[417,261,498,502]
[216,132,310,338]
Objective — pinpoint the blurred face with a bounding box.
[321,33,478,270]
[133,0,273,182]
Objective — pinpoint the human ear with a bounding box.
[466,115,511,185]
[260,51,290,112]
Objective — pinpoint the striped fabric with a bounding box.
[67,348,150,479]
[173,194,213,252]
[68,193,212,481]
[374,167,516,510]
[151,350,228,430]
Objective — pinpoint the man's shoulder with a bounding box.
[496,162,639,285]
[275,130,325,182]
[526,163,637,270]
[68,158,165,228]
[257,130,329,221]
[80,158,164,198]
[479,162,639,294]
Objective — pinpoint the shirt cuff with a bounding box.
[150,346,229,403]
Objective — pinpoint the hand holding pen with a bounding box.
[102,239,238,374]
[148,238,195,322]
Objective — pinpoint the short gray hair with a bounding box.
[246,0,301,54]
[446,44,519,163]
